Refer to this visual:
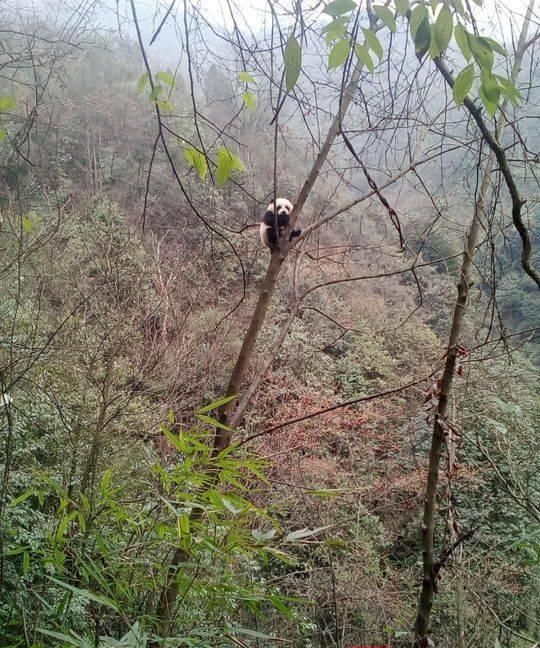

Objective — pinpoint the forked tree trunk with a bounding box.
[414,3,534,643]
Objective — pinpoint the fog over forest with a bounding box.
[1,1,539,647]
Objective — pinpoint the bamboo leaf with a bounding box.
[23,551,30,575]
[196,412,233,431]
[196,394,237,414]
[228,627,280,640]
[48,577,119,612]
[9,490,36,507]
[285,525,332,541]
[36,629,81,646]
[252,528,277,542]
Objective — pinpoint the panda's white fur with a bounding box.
[259,198,295,250]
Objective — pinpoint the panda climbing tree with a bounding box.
[259,198,301,251]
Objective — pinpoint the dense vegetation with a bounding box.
[1,1,539,647]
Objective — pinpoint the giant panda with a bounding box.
[259,197,301,251]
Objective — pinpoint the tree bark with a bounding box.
[414,3,535,642]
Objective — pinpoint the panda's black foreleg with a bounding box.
[267,224,279,250]
[289,228,302,241]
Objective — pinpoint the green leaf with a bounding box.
[496,75,521,106]
[156,70,174,87]
[322,17,348,44]
[0,95,16,112]
[242,91,256,110]
[196,412,232,431]
[149,84,163,101]
[23,551,30,575]
[284,35,302,91]
[409,5,427,38]
[434,6,453,52]
[481,36,507,57]
[362,27,383,60]
[178,512,190,536]
[22,215,33,233]
[308,488,345,497]
[429,31,440,59]
[238,71,256,83]
[252,528,277,542]
[328,38,351,69]
[228,627,279,640]
[0,130,6,141]
[156,99,174,112]
[9,489,36,507]
[285,525,331,541]
[373,5,396,32]
[395,0,409,16]
[184,146,208,181]
[413,15,431,56]
[55,511,78,541]
[36,629,80,646]
[196,394,237,414]
[452,0,466,15]
[100,468,112,495]
[322,0,357,17]
[480,69,500,115]
[355,43,374,74]
[216,147,243,181]
[0,96,17,112]
[5,545,29,556]
[136,73,149,94]
[454,24,471,61]
[48,577,119,612]
[76,511,86,534]
[479,86,497,115]
[270,594,295,619]
[452,63,474,107]
[469,34,494,71]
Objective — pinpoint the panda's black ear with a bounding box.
[262,210,275,226]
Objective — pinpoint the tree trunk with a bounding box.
[218,55,367,438]
[156,52,370,638]
[414,2,534,641]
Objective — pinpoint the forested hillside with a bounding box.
[1,1,539,647]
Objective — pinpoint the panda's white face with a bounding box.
[268,198,293,218]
